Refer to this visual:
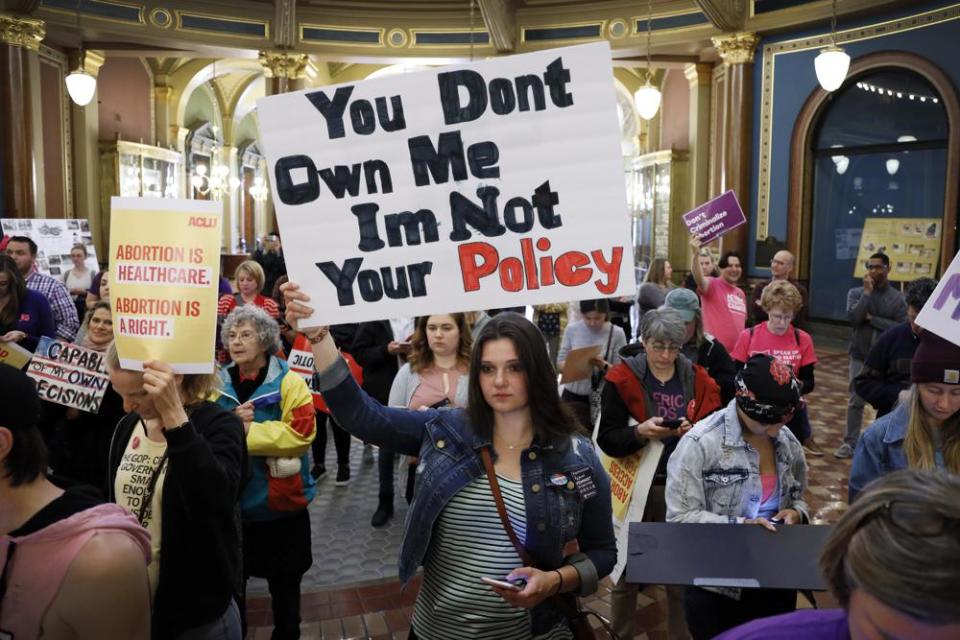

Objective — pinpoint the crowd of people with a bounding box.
[1,229,958,640]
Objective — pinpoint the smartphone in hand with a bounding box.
[481,576,525,591]
[660,419,683,429]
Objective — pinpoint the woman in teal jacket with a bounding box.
[216,305,317,640]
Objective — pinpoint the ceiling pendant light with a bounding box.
[634,0,661,120]
[815,0,850,92]
[65,65,97,106]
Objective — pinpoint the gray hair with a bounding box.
[641,308,686,345]
[819,469,960,625]
[220,304,281,356]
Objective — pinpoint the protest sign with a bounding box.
[110,197,222,373]
[915,249,960,348]
[1,218,99,278]
[256,42,635,327]
[854,217,941,282]
[681,190,747,244]
[26,337,110,412]
[592,416,662,584]
[0,341,32,369]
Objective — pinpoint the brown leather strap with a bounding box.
[480,446,534,567]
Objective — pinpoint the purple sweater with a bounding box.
[716,609,850,640]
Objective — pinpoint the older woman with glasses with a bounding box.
[215,305,317,640]
[715,469,960,640]
[730,281,822,456]
[598,308,722,640]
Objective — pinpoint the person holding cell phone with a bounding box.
[388,313,473,504]
[214,305,317,640]
[283,283,616,640]
[597,308,722,640]
[666,354,809,639]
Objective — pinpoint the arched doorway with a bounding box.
[788,53,959,322]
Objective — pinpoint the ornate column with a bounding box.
[711,31,759,257]
[70,50,105,254]
[684,63,713,209]
[258,50,309,233]
[0,14,44,219]
[258,50,309,95]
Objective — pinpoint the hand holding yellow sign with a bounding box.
[109,197,222,374]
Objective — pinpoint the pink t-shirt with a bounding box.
[699,276,747,351]
[731,322,818,372]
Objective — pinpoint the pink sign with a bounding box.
[682,190,747,244]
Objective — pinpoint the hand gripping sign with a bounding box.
[256,41,636,327]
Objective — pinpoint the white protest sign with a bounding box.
[915,250,960,347]
[256,42,635,326]
[1,218,99,277]
[26,337,110,412]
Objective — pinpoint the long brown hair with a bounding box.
[407,313,472,374]
[0,255,27,331]
[644,257,673,288]
[467,313,583,446]
[904,385,960,472]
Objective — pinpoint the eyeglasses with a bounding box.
[866,264,887,271]
[227,330,258,343]
[768,313,794,323]
[859,500,956,537]
[648,342,681,353]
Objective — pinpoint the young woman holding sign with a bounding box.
[283,281,615,639]
[849,330,960,502]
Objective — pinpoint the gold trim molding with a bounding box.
[0,14,45,50]
[711,31,759,65]
[755,3,960,241]
[258,50,309,79]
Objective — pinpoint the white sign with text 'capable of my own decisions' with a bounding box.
[256,42,635,327]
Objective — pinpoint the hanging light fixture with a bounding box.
[634,0,661,120]
[815,0,850,92]
[65,64,97,106]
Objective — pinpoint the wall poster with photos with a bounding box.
[1,218,100,278]
[854,217,942,282]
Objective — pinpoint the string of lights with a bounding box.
[855,81,940,104]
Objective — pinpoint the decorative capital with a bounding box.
[79,49,105,76]
[153,84,174,102]
[258,50,309,79]
[0,14,45,50]
[711,31,759,65]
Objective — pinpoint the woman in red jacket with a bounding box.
[598,307,722,640]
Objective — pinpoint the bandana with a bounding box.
[735,354,802,424]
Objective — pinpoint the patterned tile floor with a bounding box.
[246,344,864,639]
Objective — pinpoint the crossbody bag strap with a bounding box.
[137,448,170,527]
[479,446,534,568]
[604,324,614,361]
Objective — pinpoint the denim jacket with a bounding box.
[848,403,909,503]
[316,357,616,634]
[666,400,809,524]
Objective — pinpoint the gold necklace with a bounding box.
[495,433,533,450]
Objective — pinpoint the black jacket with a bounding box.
[108,401,246,639]
[351,320,402,404]
[854,321,918,417]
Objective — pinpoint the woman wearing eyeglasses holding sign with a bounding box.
[849,331,960,503]
[283,281,615,640]
[666,354,809,640]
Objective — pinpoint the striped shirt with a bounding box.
[412,474,572,640]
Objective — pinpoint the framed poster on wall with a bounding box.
[854,217,941,282]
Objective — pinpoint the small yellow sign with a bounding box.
[0,340,32,369]
[109,197,222,373]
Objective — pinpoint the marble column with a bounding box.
[0,15,44,219]
[70,50,105,254]
[258,51,310,233]
[711,31,759,258]
[684,63,713,209]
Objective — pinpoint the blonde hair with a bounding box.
[760,280,803,314]
[105,343,221,408]
[904,385,960,472]
[234,260,265,294]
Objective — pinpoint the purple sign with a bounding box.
[681,190,747,244]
